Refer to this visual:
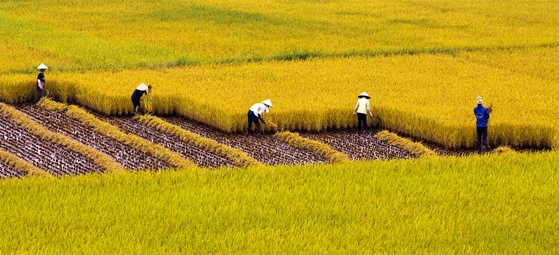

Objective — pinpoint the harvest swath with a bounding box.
[1,0,558,253]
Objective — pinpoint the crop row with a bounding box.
[1,100,431,178]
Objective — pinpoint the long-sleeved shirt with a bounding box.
[354,98,371,115]
[249,103,269,117]
[474,105,490,127]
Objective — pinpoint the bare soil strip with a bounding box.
[18,105,170,171]
[0,161,24,178]
[300,131,413,160]
[96,115,235,168]
[164,117,329,165]
[0,114,101,176]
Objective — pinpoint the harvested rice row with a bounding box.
[38,99,194,169]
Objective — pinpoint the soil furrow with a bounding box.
[96,115,234,168]
[164,117,329,165]
[0,114,101,176]
[18,105,170,171]
[300,131,412,160]
[0,161,24,178]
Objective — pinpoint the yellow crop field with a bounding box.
[1,0,558,72]
[3,50,558,149]
[1,0,558,150]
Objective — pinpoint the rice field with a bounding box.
[1,0,558,253]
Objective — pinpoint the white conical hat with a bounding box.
[262,99,273,107]
[358,91,370,99]
[136,83,149,91]
[477,96,483,104]
[37,63,48,70]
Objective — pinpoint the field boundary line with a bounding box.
[38,99,194,169]
[274,131,349,163]
[137,115,262,168]
[374,130,436,158]
[0,102,124,173]
[0,147,50,177]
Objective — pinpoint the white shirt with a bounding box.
[354,98,371,114]
[250,103,269,117]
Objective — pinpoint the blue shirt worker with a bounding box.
[474,96,491,153]
[36,63,48,101]
[246,99,272,136]
[131,83,151,114]
[353,92,374,132]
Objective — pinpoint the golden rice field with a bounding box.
[1,0,559,253]
[1,0,558,149]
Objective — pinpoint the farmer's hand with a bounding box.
[370,114,374,118]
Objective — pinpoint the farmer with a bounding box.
[353,91,374,132]
[131,83,152,114]
[36,63,48,101]
[474,96,491,153]
[246,99,272,136]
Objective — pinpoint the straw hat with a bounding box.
[358,91,370,99]
[136,83,149,91]
[37,63,48,70]
[476,96,483,105]
[262,99,273,107]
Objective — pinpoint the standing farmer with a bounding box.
[474,96,491,153]
[131,83,151,114]
[353,92,374,132]
[246,99,272,136]
[36,63,48,101]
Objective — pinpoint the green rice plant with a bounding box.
[274,131,349,163]
[38,99,194,169]
[0,148,50,177]
[0,102,123,172]
[2,0,558,72]
[1,151,558,253]
[375,130,436,158]
[136,114,261,167]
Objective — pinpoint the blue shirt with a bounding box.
[474,105,490,127]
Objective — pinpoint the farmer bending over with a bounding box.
[474,96,491,153]
[131,83,151,114]
[36,63,48,102]
[247,99,272,136]
[353,91,374,132]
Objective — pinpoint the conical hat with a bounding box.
[37,63,48,70]
[262,99,273,107]
[358,91,370,99]
[136,83,149,91]
[476,96,483,104]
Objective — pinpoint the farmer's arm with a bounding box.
[366,101,373,117]
[353,102,359,115]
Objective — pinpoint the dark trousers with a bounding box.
[357,113,367,131]
[247,110,261,135]
[37,86,44,100]
[476,126,488,152]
